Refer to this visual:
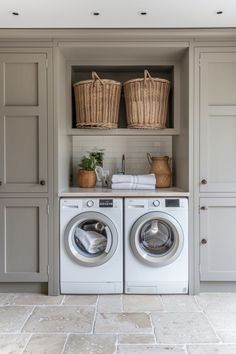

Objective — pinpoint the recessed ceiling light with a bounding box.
[138,11,148,16]
[11,11,20,16]
[91,11,100,16]
[216,10,223,15]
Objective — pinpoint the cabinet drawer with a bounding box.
[0,198,48,282]
[200,198,236,281]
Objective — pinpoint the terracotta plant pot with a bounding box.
[77,170,97,188]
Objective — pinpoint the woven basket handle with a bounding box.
[147,152,153,165]
[92,71,104,85]
[144,70,154,86]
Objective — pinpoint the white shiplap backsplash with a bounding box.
[72,136,172,186]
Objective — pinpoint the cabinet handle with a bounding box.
[200,206,207,210]
[39,180,46,186]
[0,181,2,186]
[201,179,207,185]
[201,238,207,245]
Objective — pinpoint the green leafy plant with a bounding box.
[88,148,105,167]
[79,155,97,171]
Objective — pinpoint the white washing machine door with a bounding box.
[130,211,184,267]
[64,211,118,267]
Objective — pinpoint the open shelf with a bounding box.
[70,65,177,133]
[67,128,179,136]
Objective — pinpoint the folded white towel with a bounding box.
[74,228,107,254]
[112,183,155,190]
[112,174,156,185]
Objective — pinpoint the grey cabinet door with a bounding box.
[0,53,48,193]
[0,198,48,282]
[199,52,236,192]
[200,198,236,281]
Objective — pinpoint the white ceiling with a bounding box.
[0,0,236,28]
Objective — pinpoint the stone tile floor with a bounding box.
[0,293,236,353]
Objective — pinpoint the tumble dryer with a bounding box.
[60,198,123,294]
[124,198,188,294]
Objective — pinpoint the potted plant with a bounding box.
[77,154,97,188]
[89,148,105,167]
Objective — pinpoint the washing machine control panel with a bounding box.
[153,200,160,207]
[86,200,94,207]
[82,199,119,209]
[99,199,113,208]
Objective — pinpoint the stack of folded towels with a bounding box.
[111,174,156,190]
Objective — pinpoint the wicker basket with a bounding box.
[73,72,121,129]
[123,70,170,129]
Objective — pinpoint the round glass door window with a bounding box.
[64,212,118,266]
[130,212,184,267]
[140,219,174,255]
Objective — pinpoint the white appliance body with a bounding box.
[125,198,188,294]
[60,198,123,294]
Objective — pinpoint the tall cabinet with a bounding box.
[0,50,51,287]
[195,48,236,289]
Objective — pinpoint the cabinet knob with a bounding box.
[201,179,207,185]
[200,206,207,210]
[39,180,46,186]
[201,238,207,245]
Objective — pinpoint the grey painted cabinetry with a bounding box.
[0,51,49,285]
[198,49,236,283]
[199,52,236,193]
[200,198,236,281]
[0,53,48,192]
[0,198,48,282]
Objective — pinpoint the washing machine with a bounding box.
[124,198,188,294]
[60,198,123,294]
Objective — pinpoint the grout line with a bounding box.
[115,334,119,354]
[159,295,165,311]
[149,313,158,344]
[193,295,203,311]
[184,344,189,354]
[61,333,70,354]
[0,304,72,307]
[90,296,99,334]
[20,333,33,354]
[201,310,222,343]
[121,294,124,312]
[3,304,97,308]
[95,295,99,309]
[114,342,236,347]
[60,295,66,306]
[19,305,36,334]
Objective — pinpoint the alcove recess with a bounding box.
[70,65,174,134]
[57,42,189,192]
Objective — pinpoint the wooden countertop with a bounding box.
[59,187,189,197]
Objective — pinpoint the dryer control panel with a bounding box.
[165,199,180,207]
[126,198,187,210]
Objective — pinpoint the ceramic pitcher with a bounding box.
[147,153,172,188]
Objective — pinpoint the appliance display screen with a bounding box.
[165,199,180,207]
[99,199,113,207]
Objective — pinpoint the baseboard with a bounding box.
[200,281,236,292]
[0,282,48,294]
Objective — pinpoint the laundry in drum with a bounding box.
[74,226,107,254]
[83,222,105,232]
